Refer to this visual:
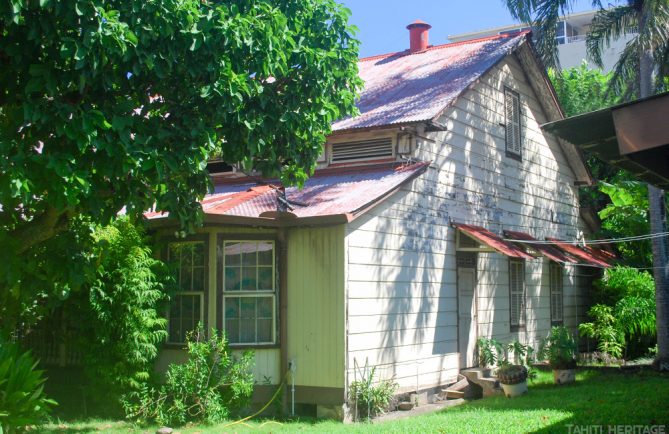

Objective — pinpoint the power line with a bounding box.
[503,231,669,246]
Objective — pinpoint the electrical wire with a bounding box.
[502,231,669,246]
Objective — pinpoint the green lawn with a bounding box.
[41,370,669,434]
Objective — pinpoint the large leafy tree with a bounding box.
[0,0,361,318]
[502,0,669,368]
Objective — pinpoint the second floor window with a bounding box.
[504,88,522,159]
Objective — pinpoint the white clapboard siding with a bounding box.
[344,53,592,393]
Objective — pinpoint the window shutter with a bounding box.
[550,263,563,323]
[505,88,521,158]
[509,260,525,329]
[331,138,393,163]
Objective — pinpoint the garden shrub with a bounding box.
[582,267,656,360]
[348,366,397,420]
[579,305,625,359]
[72,218,170,406]
[0,339,56,433]
[124,325,254,426]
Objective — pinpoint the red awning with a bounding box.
[546,238,613,268]
[453,223,534,259]
[504,230,578,264]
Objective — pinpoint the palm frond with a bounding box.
[534,1,579,68]
[503,0,537,23]
[608,37,640,100]
[586,6,638,68]
[643,0,669,66]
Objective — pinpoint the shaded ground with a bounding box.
[41,370,669,433]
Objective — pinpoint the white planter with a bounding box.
[500,381,528,398]
[553,369,576,385]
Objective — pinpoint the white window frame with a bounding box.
[222,240,276,346]
[509,259,526,331]
[504,87,522,160]
[550,262,564,325]
[167,241,207,344]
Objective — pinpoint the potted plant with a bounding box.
[477,337,503,377]
[496,363,529,398]
[495,340,533,398]
[539,326,578,385]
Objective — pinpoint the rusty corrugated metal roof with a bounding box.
[504,230,578,264]
[332,32,529,132]
[453,223,534,259]
[546,238,614,268]
[147,162,429,223]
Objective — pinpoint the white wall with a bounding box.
[344,53,591,394]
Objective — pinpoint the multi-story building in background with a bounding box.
[448,10,637,72]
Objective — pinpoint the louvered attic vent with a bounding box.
[331,138,393,163]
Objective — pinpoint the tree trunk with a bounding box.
[648,185,669,369]
[638,4,669,369]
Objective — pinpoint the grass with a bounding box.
[40,369,669,434]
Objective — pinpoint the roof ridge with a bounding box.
[359,31,529,63]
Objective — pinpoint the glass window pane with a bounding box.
[224,242,242,266]
[241,267,257,291]
[257,319,272,343]
[192,295,201,324]
[193,243,205,267]
[225,297,240,319]
[225,267,241,291]
[240,319,255,343]
[240,297,256,319]
[258,267,273,291]
[225,319,240,344]
[182,245,193,268]
[257,242,273,265]
[180,266,192,291]
[242,243,257,266]
[257,297,273,318]
[192,267,205,291]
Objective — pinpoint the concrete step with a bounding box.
[444,390,465,399]
[460,368,503,398]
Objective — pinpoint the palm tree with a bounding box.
[502,0,669,369]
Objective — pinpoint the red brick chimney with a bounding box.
[407,20,431,53]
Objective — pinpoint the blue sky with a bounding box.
[339,1,595,57]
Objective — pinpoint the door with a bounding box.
[458,267,478,369]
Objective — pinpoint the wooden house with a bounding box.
[150,21,612,419]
